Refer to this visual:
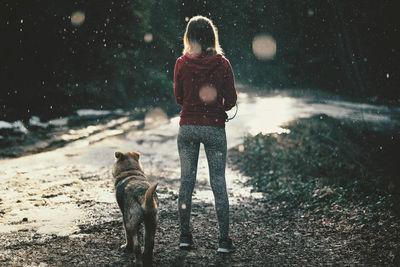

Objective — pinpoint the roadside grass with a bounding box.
[229,114,400,214]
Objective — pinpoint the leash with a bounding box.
[226,103,238,122]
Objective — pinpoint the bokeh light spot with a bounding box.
[199,85,217,104]
[144,107,168,128]
[181,203,186,210]
[71,11,85,27]
[252,34,277,60]
[144,33,153,43]
[238,144,244,152]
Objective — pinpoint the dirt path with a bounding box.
[2,167,398,266]
[1,88,399,266]
[0,111,261,266]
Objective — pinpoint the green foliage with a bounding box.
[230,115,400,212]
[1,0,180,121]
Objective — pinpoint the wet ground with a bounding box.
[1,84,399,266]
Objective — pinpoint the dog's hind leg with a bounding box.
[124,202,144,267]
[132,226,143,267]
[121,224,133,251]
[122,216,136,251]
[143,212,158,267]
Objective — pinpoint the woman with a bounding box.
[173,15,237,253]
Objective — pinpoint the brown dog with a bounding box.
[112,150,159,267]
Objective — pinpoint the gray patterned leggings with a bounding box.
[177,125,229,239]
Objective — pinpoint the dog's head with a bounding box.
[112,150,144,178]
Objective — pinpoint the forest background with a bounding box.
[1,0,398,121]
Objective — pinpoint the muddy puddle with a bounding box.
[1,84,399,237]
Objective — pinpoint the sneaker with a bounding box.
[217,235,236,253]
[179,233,194,249]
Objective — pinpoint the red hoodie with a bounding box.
[174,52,237,128]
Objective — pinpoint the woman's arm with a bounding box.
[222,59,237,111]
[174,58,184,105]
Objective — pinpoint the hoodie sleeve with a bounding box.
[174,57,184,105]
[222,59,237,111]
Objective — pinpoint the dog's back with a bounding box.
[116,176,155,210]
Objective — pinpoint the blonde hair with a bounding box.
[182,16,223,56]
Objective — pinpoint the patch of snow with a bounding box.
[12,121,29,134]
[29,116,68,128]
[1,120,28,133]
[327,100,389,111]
[49,117,68,126]
[114,108,124,115]
[0,121,13,129]
[76,109,112,117]
[29,116,49,128]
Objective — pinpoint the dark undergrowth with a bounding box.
[228,114,400,265]
[229,114,400,214]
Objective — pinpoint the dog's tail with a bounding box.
[142,183,158,212]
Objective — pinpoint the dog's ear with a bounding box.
[115,151,125,160]
[130,151,140,160]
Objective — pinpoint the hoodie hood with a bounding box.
[183,52,223,72]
